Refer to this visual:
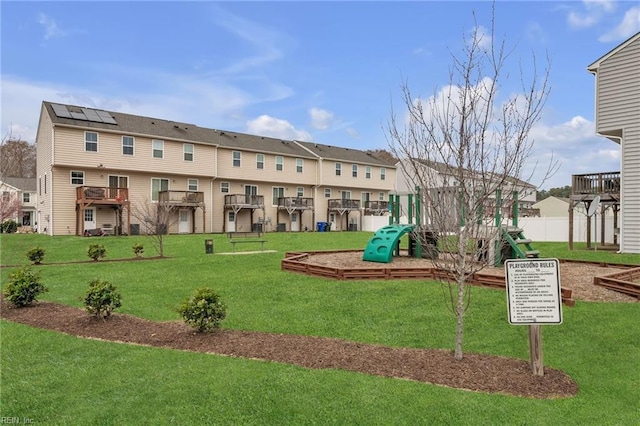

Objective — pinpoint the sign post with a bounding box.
[505,258,562,376]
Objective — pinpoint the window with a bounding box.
[352,164,358,178]
[232,151,241,167]
[108,175,128,199]
[85,132,98,152]
[188,179,198,191]
[152,140,164,159]
[365,166,371,179]
[296,158,303,173]
[71,171,84,185]
[122,136,134,155]
[184,144,194,161]
[256,154,264,169]
[1,191,10,202]
[220,182,230,193]
[361,192,371,204]
[273,187,285,205]
[151,178,169,201]
[297,187,304,197]
[335,162,342,176]
[275,155,283,171]
[379,192,385,201]
[324,188,331,198]
[341,191,351,200]
[23,193,30,203]
[380,167,386,180]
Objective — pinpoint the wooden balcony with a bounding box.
[572,172,621,201]
[76,186,129,205]
[224,194,265,209]
[158,190,204,206]
[365,200,389,215]
[328,199,361,210]
[277,197,314,210]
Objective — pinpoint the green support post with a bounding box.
[388,194,394,225]
[512,190,519,228]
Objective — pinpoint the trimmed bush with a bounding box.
[3,267,48,307]
[84,279,122,318]
[178,288,227,332]
[0,220,18,234]
[132,243,144,258]
[87,244,106,261]
[26,247,46,264]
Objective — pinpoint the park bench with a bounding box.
[227,232,267,252]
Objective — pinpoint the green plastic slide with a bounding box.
[362,224,415,263]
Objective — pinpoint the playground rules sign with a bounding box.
[505,259,563,325]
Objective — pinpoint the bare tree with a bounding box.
[387,9,556,360]
[0,191,22,223]
[131,199,179,258]
[1,130,37,179]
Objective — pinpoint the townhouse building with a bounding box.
[1,177,37,228]
[35,101,396,236]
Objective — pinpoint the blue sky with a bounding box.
[2,1,639,190]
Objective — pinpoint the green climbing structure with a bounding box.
[363,224,415,263]
[497,226,540,265]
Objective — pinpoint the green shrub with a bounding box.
[178,288,227,332]
[132,243,144,258]
[26,247,46,264]
[87,244,106,261]
[3,267,48,307]
[0,220,18,234]
[84,279,122,318]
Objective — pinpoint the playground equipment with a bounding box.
[363,224,415,263]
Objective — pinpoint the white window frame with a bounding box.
[361,192,371,204]
[365,166,372,179]
[85,131,98,152]
[71,170,84,185]
[335,162,342,176]
[379,192,385,201]
[152,140,164,159]
[324,188,331,198]
[352,164,358,178]
[380,167,386,181]
[184,144,194,162]
[341,191,351,200]
[220,182,230,193]
[296,158,303,173]
[122,136,134,156]
[256,153,264,170]
[296,187,304,197]
[232,151,241,167]
[151,178,169,202]
[23,192,30,203]
[188,179,198,191]
[275,155,283,171]
[272,186,285,206]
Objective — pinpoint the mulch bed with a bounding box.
[1,297,578,399]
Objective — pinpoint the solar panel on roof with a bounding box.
[96,110,117,124]
[51,104,72,118]
[82,108,103,123]
[70,111,88,120]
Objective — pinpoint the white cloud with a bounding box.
[567,0,617,29]
[346,127,360,139]
[246,115,312,141]
[37,13,64,40]
[599,6,640,42]
[470,25,492,50]
[309,108,334,130]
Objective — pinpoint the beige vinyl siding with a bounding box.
[217,148,317,185]
[35,105,55,234]
[621,126,640,252]
[320,159,396,190]
[595,38,640,133]
[52,127,216,177]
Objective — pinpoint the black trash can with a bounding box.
[130,223,140,235]
[205,239,214,254]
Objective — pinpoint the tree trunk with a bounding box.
[454,278,465,360]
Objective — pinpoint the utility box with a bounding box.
[205,239,214,254]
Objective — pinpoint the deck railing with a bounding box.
[365,200,389,211]
[224,194,265,207]
[77,186,129,203]
[277,197,314,208]
[572,172,620,195]
[328,199,361,209]
[158,190,204,204]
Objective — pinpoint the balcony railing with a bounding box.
[572,172,621,195]
[328,199,361,209]
[224,194,265,207]
[158,190,204,204]
[365,200,389,211]
[77,186,128,203]
[277,197,314,208]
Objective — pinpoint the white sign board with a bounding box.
[505,258,563,325]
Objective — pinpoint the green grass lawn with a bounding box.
[1,232,639,424]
